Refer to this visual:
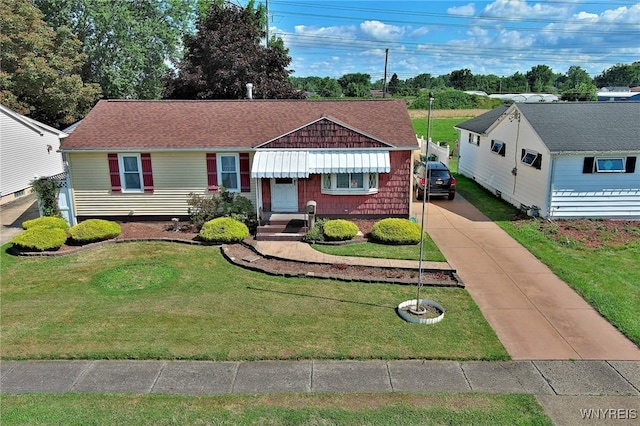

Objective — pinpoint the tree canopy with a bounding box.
[0,0,100,128]
[165,0,299,99]
[35,0,195,100]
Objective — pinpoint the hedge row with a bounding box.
[11,218,122,251]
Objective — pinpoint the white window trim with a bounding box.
[118,153,143,193]
[321,172,379,195]
[521,149,538,166]
[595,157,625,173]
[490,140,504,155]
[217,153,240,192]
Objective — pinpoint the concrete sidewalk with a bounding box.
[0,194,39,245]
[2,359,638,396]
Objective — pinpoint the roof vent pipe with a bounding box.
[246,83,253,100]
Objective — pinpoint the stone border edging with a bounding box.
[221,242,464,288]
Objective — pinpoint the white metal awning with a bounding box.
[251,150,309,178]
[251,150,390,178]
[308,151,390,174]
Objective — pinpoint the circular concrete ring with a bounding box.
[398,299,445,324]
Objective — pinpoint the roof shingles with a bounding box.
[61,99,419,151]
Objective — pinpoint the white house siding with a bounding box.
[458,115,551,214]
[0,111,64,204]
[69,152,257,218]
[550,155,640,219]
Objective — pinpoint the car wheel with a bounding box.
[448,192,455,200]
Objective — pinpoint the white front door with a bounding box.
[271,178,298,212]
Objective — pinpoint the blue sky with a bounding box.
[249,0,640,80]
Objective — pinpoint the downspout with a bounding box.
[61,152,78,225]
[546,154,556,219]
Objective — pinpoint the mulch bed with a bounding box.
[8,219,461,287]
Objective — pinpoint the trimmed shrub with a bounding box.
[11,226,67,251]
[323,219,359,241]
[22,216,69,231]
[199,217,249,243]
[69,219,121,243]
[370,218,422,244]
[303,218,327,243]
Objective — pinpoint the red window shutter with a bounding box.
[141,153,154,193]
[206,153,218,192]
[239,152,250,192]
[107,153,121,192]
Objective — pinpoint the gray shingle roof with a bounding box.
[457,102,640,153]
[516,102,640,153]
[454,105,509,134]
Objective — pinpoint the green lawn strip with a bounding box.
[455,174,640,345]
[0,393,553,426]
[311,232,446,262]
[0,242,507,361]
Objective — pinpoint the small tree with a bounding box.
[31,177,61,217]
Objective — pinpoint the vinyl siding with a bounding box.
[69,152,256,217]
[550,155,640,218]
[1,113,64,200]
[458,114,550,213]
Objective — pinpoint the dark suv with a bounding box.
[413,161,456,200]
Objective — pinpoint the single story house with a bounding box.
[455,102,640,219]
[0,104,67,205]
[59,99,419,224]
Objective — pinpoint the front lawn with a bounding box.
[1,393,552,426]
[0,242,507,360]
[456,174,640,345]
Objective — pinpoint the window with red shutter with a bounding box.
[239,153,250,192]
[206,153,218,192]
[108,153,122,192]
[140,153,154,193]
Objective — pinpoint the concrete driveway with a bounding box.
[0,194,39,245]
[413,195,640,360]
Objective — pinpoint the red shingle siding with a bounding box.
[264,119,388,149]
[295,151,411,216]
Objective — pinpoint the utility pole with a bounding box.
[383,48,389,98]
[265,0,269,47]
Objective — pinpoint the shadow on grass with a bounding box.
[247,286,397,310]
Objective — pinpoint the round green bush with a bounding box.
[199,217,249,243]
[323,219,359,241]
[11,226,68,251]
[69,219,121,243]
[370,218,422,244]
[22,216,69,230]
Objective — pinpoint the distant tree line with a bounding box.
[291,62,640,103]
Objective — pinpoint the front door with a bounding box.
[270,178,298,212]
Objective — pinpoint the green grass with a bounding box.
[312,233,446,262]
[0,242,507,360]
[412,117,466,173]
[455,174,640,345]
[0,393,552,425]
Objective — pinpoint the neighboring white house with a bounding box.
[455,102,640,219]
[0,104,67,205]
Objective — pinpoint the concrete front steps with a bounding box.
[255,213,310,241]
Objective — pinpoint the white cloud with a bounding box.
[448,3,476,17]
[360,21,404,41]
[409,27,430,38]
[482,0,570,19]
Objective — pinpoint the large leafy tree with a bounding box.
[594,62,640,88]
[526,65,554,93]
[0,0,100,128]
[557,66,597,101]
[35,0,195,99]
[166,0,299,99]
[449,69,474,91]
[337,73,371,97]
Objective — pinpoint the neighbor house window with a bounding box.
[521,149,542,169]
[490,140,506,156]
[119,154,143,192]
[468,133,480,146]
[583,156,636,174]
[218,154,239,191]
[595,158,625,173]
[321,173,378,194]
